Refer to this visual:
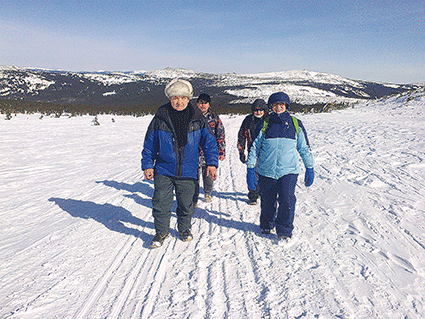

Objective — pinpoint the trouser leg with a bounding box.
[258,175,278,230]
[202,165,214,195]
[248,188,258,202]
[152,174,174,236]
[193,167,201,204]
[247,171,260,202]
[174,178,197,233]
[275,174,298,237]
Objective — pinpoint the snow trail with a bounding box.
[1,92,425,318]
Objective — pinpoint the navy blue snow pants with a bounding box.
[258,173,298,237]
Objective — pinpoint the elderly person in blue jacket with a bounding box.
[246,92,314,240]
[142,78,219,248]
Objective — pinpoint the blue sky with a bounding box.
[1,0,424,83]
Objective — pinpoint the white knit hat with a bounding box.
[164,78,194,99]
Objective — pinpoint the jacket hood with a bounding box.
[268,92,291,110]
[251,99,268,113]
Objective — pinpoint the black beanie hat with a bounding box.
[197,93,211,103]
[251,99,267,113]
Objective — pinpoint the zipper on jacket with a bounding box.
[175,145,184,177]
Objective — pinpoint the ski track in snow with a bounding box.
[1,94,425,318]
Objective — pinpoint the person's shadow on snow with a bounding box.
[48,197,156,247]
[193,207,259,233]
[96,180,259,233]
[96,180,154,196]
[96,180,154,208]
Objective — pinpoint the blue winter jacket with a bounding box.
[141,102,219,179]
[246,111,314,179]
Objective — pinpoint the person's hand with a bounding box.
[239,152,246,163]
[219,154,225,161]
[305,168,314,187]
[206,166,217,181]
[247,167,257,190]
[144,168,154,180]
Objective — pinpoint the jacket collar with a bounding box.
[156,101,203,121]
[269,111,291,124]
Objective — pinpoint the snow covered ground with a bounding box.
[1,91,425,318]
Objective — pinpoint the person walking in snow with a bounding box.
[141,79,219,248]
[237,99,268,205]
[193,93,226,204]
[246,92,315,240]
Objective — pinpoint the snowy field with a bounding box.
[1,91,425,318]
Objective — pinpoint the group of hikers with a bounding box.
[141,78,315,248]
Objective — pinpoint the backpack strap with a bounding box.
[262,115,299,138]
[261,116,270,134]
[291,116,299,137]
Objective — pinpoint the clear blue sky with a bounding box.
[1,0,424,83]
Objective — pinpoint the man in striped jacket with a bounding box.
[193,93,226,204]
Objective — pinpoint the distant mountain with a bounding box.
[0,66,422,112]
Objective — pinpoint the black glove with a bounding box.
[239,152,246,163]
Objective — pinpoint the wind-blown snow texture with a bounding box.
[1,92,425,318]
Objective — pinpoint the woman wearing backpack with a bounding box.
[246,92,315,240]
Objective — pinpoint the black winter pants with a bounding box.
[152,174,196,236]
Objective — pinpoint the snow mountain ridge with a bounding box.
[0,65,422,107]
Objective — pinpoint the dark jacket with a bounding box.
[237,113,265,154]
[142,102,219,179]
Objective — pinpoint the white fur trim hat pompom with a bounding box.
[164,78,194,99]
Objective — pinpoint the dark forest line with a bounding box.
[1,97,352,119]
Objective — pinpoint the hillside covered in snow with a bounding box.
[1,66,422,112]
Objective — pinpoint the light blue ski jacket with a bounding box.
[246,111,314,179]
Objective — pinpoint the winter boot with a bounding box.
[277,235,291,242]
[150,233,170,248]
[261,228,272,235]
[180,229,193,242]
